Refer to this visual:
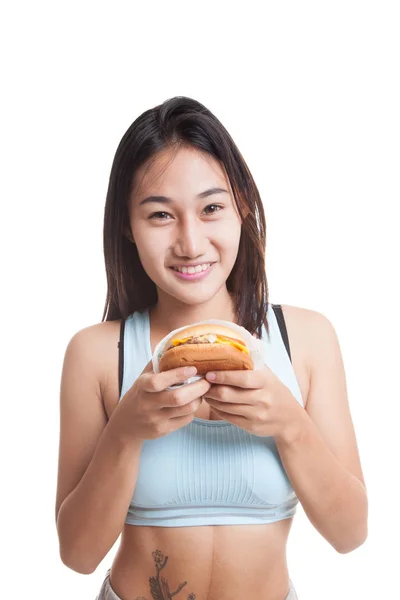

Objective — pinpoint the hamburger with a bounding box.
[159,323,254,375]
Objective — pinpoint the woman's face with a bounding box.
[127,146,242,308]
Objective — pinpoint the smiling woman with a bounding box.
[125,145,246,314]
[55,95,367,600]
[124,143,248,325]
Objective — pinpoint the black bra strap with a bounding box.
[271,304,292,363]
[118,319,125,398]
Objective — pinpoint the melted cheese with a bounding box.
[170,335,249,354]
[216,339,249,354]
[171,337,191,347]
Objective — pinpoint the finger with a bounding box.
[163,391,205,418]
[144,366,198,393]
[163,378,211,409]
[204,368,264,389]
[205,398,250,418]
[203,385,248,404]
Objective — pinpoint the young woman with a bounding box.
[55,96,368,600]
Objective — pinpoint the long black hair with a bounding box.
[102,96,269,338]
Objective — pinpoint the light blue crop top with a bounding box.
[118,303,305,527]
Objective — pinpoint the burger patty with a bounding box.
[186,334,218,344]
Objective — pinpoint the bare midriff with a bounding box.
[110,517,293,600]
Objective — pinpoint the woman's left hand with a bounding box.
[203,366,306,442]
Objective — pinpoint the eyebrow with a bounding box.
[138,187,229,207]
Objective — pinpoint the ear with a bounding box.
[123,226,135,244]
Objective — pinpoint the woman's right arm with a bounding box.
[55,324,143,575]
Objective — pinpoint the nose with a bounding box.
[173,216,206,258]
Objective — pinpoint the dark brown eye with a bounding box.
[204,205,223,214]
[148,212,171,220]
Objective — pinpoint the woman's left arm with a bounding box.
[275,308,368,554]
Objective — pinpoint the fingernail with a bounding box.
[206,372,216,381]
[184,366,197,376]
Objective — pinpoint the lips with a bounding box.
[169,262,216,281]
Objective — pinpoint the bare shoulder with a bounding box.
[278,304,316,407]
[280,303,333,375]
[76,319,121,398]
[67,318,122,403]
[279,302,325,329]
[280,302,344,389]
[70,318,121,372]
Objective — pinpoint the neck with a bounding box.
[149,292,238,333]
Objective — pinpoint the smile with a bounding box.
[169,262,216,281]
[171,262,213,274]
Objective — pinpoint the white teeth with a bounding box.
[173,263,212,273]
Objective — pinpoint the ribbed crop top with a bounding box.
[117,303,304,527]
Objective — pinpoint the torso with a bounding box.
[100,305,311,600]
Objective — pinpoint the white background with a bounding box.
[2,1,399,598]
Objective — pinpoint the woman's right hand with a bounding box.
[111,360,212,443]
